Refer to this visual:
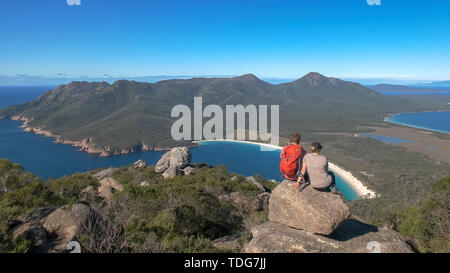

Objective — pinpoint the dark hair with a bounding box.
[311,142,323,152]
[290,133,301,144]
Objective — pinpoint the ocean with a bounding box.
[388,111,450,134]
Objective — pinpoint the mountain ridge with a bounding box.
[0,72,445,156]
[370,84,450,93]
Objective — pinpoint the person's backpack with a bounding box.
[280,144,304,180]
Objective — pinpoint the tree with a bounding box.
[0,160,24,193]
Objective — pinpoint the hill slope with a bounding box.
[0,73,445,155]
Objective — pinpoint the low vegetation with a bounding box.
[1,149,448,252]
[0,160,272,253]
[396,177,450,253]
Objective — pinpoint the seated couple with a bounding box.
[280,132,340,194]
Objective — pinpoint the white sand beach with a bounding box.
[193,139,377,199]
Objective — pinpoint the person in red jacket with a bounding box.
[280,133,307,182]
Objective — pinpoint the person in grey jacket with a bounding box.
[293,142,340,194]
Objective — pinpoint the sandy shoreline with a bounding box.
[193,139,377,199]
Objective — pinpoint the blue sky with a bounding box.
[1,0,449,81]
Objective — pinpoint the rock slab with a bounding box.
[268,181,349,235]
[242,221,413,253]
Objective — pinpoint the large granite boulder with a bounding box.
[98,177,123,200]
[42,204,94,250]
[242,220,413,253]
[11,204,102,252]
[155,147,191,178]
[268,181,349,235]
[11,207,57,252]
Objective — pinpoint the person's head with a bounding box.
[290,133,301,144]
[310,142,323,153]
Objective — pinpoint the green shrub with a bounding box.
[397,177,450,253]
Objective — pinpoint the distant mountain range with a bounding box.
[0,74,296,85]
[414,80,450,87]
[2,74,450,87]
[370,84,450,93]
[0,72,446,156]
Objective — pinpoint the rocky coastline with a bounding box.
[6,115,174,157]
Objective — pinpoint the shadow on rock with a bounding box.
[326,219,379,242]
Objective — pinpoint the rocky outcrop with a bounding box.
[246,176,266,192]
[243,181,413,253]
[253,192,271,212]
[98,177,123,200]
[213,234,241,251]
[80,186,96,202]
[11,207,57,252]
[8,116,170,157]
[42,204,94,251]
[93,168,115,180]
[155,147,192,179]
[181,166,196,176]
[219,192,270,214]
[11,204,102,253]
[132,159,147,169]
[268,181,349,235]
[242,221,413,253]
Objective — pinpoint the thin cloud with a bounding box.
[66,0,81,6]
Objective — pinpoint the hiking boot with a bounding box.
[298,181,310,192]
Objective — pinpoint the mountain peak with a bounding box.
[301,72,328,80]
[234,74,261,81]
[295,72,339,86]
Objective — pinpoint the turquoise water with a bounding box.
[388,111,450,134]
[359,133,414,144]
[194,141,359,200]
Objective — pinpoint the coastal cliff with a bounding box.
[9,115,174,157]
